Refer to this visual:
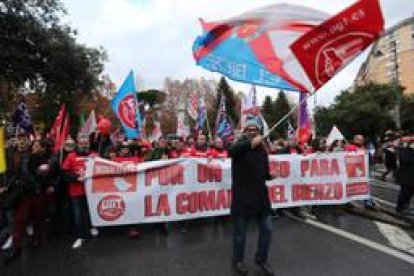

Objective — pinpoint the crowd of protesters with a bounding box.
[0,125,413,264]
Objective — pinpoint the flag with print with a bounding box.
[80,109,97,137]
[196,97,207,132]
[177,112,190,138]
[241,85,261,129]
[0,127,6,173]
[53,115,70,154]
[291,0,384,90]
[187,92,199,120]
[12,96,34,134]
[193,4,329,92]
[287,121,296,140]
[111,71,141,139]
[215,95,233,141]
[48,104,66,141]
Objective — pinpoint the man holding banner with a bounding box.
[229,119,273,276]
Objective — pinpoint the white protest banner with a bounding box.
[84,153,370,226]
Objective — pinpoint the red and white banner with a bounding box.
[84,153,370,226]
[291,0,384,90]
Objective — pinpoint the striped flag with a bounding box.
[53,115,70,154]
[48,104,66,142]
[187,92,198,120]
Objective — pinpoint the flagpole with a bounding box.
[205,108,212,141]
[264,90,317,139]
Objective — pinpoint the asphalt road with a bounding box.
[1,172,414,276]
[1,208,413,276]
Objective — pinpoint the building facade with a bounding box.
[355,17,414,94]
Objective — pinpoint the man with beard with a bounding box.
[62,135,98,249]
[191,134,209,158]
[229,119,274,276]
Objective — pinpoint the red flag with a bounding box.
[290,0,384,90]
[53,115,70,154]
[48,104,66,142]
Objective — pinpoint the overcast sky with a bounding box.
[62,0,414,109]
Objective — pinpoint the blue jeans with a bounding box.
[232,215,272,264]
[71,196,90,239]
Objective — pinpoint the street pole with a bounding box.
[391,40,401,130]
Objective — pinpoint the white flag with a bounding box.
[150,121,162,141]
[80,110,97,136]
[177,113,189,138]
[326,125,345,146]
[287,121,296,140]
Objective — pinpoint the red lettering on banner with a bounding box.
[267,185,287,203]
[292,183,343,201]
[300,158,340,177]
[145,164,184,187]
[269,161,290,178]
[197,164,223,183]
[346,182,370,197]
[176,189,231,215]
[144,194,171,217]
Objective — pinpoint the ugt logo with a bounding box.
[316,32,374,85]
[118,94,137,128]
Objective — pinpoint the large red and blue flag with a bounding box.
[111,71,141,139]
[193,4,330,92]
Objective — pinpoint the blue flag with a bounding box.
[215,95,233,141]
[111,71,141,139]
[12,97,34,134]
[196,97,207,132]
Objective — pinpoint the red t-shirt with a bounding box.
[168,149,181,159]
[181,146,195,157]
[191,147,209,158]
[345,144,365,152]
[62,151,97,197]
[113,156,144,163]
[208,148,229,158]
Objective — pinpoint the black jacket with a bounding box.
[229,137,271,217]
[397,144,414,187]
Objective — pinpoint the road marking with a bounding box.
[285,213,414,264]
[372,196,395,207]
[375,221,414,255]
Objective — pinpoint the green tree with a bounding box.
[314,83,396,141]
[0,0,106,130]
[272,91,291,139]
[212,77,239,134]
[261,95,275,127]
